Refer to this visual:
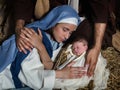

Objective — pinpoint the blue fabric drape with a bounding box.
[0,35,18,72]
[26,5,80,30]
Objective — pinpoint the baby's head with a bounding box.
[71,36,88,56]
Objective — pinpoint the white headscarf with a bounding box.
[58,17,78,26]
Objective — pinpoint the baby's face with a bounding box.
[72,40,88,56]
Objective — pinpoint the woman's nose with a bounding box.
[64,33,70,40]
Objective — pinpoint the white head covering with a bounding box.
[58,17,78,26]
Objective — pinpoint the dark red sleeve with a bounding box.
[14,0,35,23]
[89,0,109,23]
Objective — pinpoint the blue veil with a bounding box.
[26,5,80,30]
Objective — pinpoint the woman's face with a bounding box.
[52,23,77,43]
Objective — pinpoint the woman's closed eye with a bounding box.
[63,27,73,35]
[63,27,69,32]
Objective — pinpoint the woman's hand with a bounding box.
[23,28,43,49]
[56,61,87,79]
[20,28,53,70]
[16,27,34,54]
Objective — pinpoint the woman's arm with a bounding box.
[36,42,53,70]
[20,48,85,89]
[20,28,53,69]
[15,20,33,54]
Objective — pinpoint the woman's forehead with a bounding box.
[56,23,77,30]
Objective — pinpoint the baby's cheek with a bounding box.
[78,46,87,53]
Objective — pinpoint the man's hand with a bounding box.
[85,23,106,77]
[85,47,100,77]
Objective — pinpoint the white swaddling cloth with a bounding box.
[54,45,109,90]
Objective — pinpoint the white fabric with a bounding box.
[80,17,86,22]
[68,0,79,13]
[58,45,87,70]
[0,48,58,90]
[58,17,78,26]
[0,45,109,90]
[54,45,110,90]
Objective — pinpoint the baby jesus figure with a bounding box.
[54,36,88,70]
[53,36,109,90]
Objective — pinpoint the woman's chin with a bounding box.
[57,40,63,43]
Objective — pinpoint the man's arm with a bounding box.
[14,0,35,53]
[86,23,106,76]
[85,0,108,76]
[94,23,106,51]
[15,19,25,33]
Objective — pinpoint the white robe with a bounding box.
[0,46,109,90]
[0,47,60,90]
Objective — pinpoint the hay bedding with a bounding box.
[101,47,120,90]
